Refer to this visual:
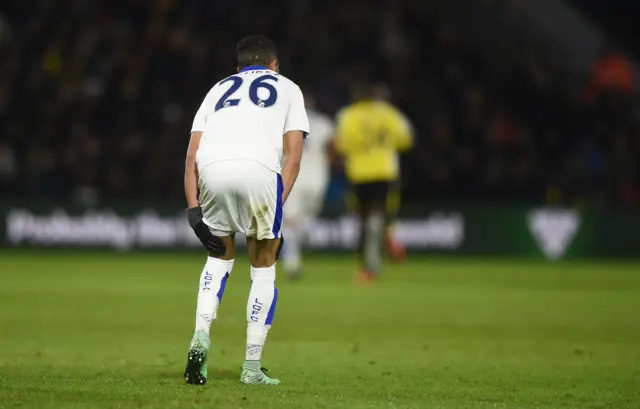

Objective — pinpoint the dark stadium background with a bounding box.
[0,2,639,408]
[1,0,637,208]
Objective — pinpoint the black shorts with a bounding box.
[352,181,391,212]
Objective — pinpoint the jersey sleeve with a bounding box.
[191,93,211,133]
[284,85,310,138]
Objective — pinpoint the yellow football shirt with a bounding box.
[335,100,412,183]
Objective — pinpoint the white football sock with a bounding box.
[364,213,384,274]
[194,256,234,334]
[245,264,278,361]
[282,224,301,273]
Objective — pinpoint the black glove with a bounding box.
[187,206,226,256]
[276,236,284,261]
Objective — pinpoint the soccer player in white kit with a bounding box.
[282,94,334,279]
[182,35,309,386]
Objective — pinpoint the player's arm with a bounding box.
[281,130,304,203]
[185,97,208,208]
[282,85,310,204]
[326,138,340,168]
[335,108,360,155]
[184,96,225,255]
[324,121,342,169]
[184,131,202,208]
[334,108,349,155]
[390,110,413,152]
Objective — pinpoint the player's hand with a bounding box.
[187,206,226,256]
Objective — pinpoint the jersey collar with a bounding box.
[240,65,268,72]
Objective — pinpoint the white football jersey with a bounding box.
[192,66,310,174]
[297,109,334,188]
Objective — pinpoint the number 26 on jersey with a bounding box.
[215,75,278,111]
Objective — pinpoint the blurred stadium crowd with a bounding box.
[0,0,638,208]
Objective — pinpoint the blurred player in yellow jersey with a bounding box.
[373,83,414,263]
[335,82,413,283]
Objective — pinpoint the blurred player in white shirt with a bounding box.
[282,94,334,279]
[183,35,309,386]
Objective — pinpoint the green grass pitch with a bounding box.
[1,251,639,408]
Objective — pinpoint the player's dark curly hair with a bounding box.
[237,35,278,69]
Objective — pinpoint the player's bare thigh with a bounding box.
[210,235,236,261]
[246,237,281,268]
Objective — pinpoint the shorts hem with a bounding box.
[202,220,234,237]
[244,232,282,240]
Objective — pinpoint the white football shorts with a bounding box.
[198,160,283,240]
